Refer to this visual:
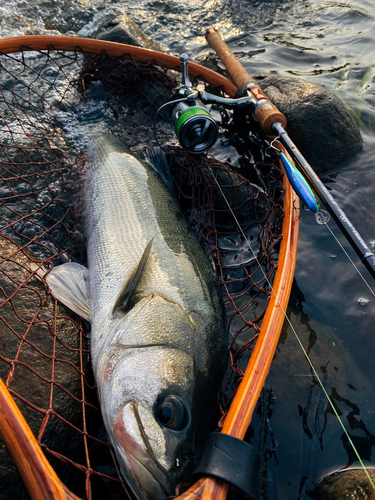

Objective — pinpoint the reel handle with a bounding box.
[205,28,287,135]
[180,53,192,89]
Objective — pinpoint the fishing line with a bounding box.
[153,97,190,148]
[321,217,375,298]
[205,160,375,492]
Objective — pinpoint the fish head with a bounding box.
[106,347,209,500]
[98,300,223,500]
[113,396,191,499]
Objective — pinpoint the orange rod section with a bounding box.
[0,378,80,500]
[177,477,229,500]
[0,35,239,97]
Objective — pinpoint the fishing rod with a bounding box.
[199,29,375,497]
[203,28,375,280]
[164,33,375,280]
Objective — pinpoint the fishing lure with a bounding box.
[279,152,320,213]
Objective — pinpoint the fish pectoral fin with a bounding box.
[112,236,155,316]
[46,262,91,321]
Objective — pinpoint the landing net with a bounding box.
[0,44,284,499]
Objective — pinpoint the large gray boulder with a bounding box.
[255,74,363,172]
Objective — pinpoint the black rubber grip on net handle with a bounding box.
[272,121,375,280]
[193,433,257,497]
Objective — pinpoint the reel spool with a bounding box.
[168,54,258,154]
[171,100,218,154]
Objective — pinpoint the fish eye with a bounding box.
[156,396,189,431]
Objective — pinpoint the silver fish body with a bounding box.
[47,135,226,499]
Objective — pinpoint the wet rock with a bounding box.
[0,236,95,499]
[314,467,375,499]
[95,14,165,52]
[254,74,363,172]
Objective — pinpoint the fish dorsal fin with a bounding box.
[46,262,91,321]
[144,146,174,192]
[113,236,155,316]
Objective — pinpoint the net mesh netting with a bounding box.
[0,44,284,499]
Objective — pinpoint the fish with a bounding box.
[46,135,227,500]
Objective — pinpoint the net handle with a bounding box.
[0,35,299,500]
[0,379,80,500]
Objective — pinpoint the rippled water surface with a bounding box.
[1,1,375,499]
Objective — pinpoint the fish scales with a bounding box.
[87,138,220,365]
[47,134,226,500]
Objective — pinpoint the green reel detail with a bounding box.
[175,107,211,135]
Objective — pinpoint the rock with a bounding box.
[314,467,375,499]
[254,74,363,172]
[0,236,96,499]
[95,14,165,52]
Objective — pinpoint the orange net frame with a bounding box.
[0,43,286,499]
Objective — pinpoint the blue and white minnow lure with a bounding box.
[279,152,320,213]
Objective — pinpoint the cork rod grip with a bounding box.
[205,28,255,92]
[205,28,287,135]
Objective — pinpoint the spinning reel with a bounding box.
[166,57,320,213]
[167,54,258,154]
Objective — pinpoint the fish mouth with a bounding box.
[114,402,173,500]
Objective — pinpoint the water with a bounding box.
[1,0,375,498]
